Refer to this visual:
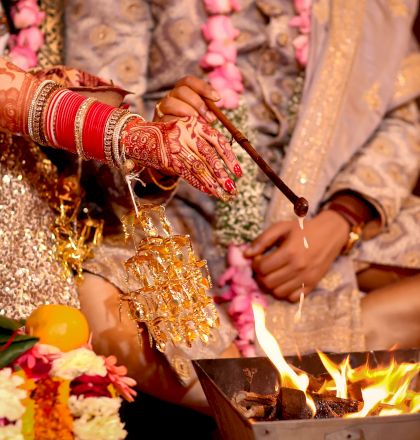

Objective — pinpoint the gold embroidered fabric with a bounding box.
[267,0,367,223]
[325,102,420,228]
[264,286,365,356]
[38,0,65,67]
[326,102,420,269]
[364,82,381,112]
[0,133,79,319]
[392,52,420,107]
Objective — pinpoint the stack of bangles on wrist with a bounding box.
[27,80,143,169]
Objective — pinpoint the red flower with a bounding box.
[14,344,60,381]
[70,374,112,398]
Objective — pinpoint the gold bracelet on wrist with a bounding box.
[326,201,365,255]
[28,80,62,146]
[74,98,97,160]
[147,168,179,191]
[104,108,129,168]
[112,113,142,169]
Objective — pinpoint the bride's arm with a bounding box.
[0,57,240,199]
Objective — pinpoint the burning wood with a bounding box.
[279,388,360,419]
[233,391,277,420]
[241,303,420,421]
[232,387,361,421]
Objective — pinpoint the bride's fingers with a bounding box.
[177,148,232,199]
[174,75,220,102]
[158,95,199,119]
[198,122,242,178]
[194,138,236,194]
[168,86,216,123]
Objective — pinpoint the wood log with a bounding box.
[232,391,277,420]
[278,387,362,420]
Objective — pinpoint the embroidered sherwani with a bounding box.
[2,0,416,385]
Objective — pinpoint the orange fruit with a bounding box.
[26,304,90,352]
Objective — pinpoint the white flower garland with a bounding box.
[69,396,127,440]
[214,102,266,246]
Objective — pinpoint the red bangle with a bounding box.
[82,101,115,161]
[54,92,86,153]
[44,88,67,146]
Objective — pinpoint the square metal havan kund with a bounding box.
[193,350,420,440]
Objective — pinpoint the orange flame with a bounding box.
[252,303,316,415]
[252,302,420,418]
[318,351,350,399]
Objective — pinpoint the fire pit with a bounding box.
[193,349,420,440]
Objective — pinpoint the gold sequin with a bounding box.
[0,132,79,319]
[277,33,289,47]
[115,55,142,84]
[89,24,116,47]
[401,251,420,267]
[355,165,383,187]
[170,355,192,382]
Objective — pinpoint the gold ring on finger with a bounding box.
[155,101,164,119]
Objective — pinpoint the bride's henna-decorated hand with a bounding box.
[122,116,242,199]
[0,58,39,134]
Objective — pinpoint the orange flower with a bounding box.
[32,377,74,440]
[103,355,137,402]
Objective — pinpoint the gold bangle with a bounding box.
[112,113,143,169]
[147,168,179,191]
[104,108,129,167]
[342,224,363,255]
[74,98,97,160]
[28,80,61,145]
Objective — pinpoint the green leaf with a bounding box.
[0,338,38,368]
[0,315,25,331]
[0,334,38,344]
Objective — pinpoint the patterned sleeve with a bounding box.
[324,100,420,227]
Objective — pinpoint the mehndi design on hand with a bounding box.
[121,116,242,199]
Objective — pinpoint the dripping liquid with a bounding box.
[294,217,309,323]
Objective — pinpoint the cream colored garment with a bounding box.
[65,0,419,382]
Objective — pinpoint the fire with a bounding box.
[252,302,420,419]
[252,303,316,415]
[317,351,350,399]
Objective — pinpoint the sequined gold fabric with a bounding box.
[0,133,79,319]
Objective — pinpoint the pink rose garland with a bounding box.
[8,0,45,70]
[216,244,268,357]
[289,0,312,66]
[200,0,243,109]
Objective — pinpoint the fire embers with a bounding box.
[120,204,219,352]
